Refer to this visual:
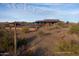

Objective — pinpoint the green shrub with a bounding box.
[0,29,9,52]
[54,39,79,55]
[38,30,51,37]
[53,25,61,29]
[22,27,29,33]
[57,22,68,28]
[17,39,27,48]
[48,25,60,30]
[70,26,79,34]
[38,31,45,36]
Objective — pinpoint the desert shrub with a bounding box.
[22,27,29,33]
[38,30,51,37]
[48,26,60,30]
[54,39,79,55]
[17,39,27,48]
[70,26,79,34]
[57,40,71,52]
[0,29,9,53]
[38,30,45,35]
[53,25,61,29]
[0,29,14,56]
[57,22,68,28]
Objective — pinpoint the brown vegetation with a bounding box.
[0,21,79,56]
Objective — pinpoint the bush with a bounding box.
[70,26,79,34]
[38,30,46,36]
[53,25,61,29]
[22,27,29,33]
[54,39,79,55]
[0,29,9,52]
[57,22,68,28]
[17,39,27,48]
[0,29,14,55]
[37,30,51,37]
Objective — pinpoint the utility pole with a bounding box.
[14,21,17,55]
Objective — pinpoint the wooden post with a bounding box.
[14,22,17,55]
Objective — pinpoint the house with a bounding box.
[34,19,61,26]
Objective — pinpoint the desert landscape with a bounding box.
[0,19,79,56]
[0,3,79,56]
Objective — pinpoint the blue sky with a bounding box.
[0,3,79,22]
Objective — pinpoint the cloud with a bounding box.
[0,3,79,22]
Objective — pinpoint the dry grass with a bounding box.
[70,25,79,34]
[2,22,79,56]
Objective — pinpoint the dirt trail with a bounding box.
[24,26,79,55]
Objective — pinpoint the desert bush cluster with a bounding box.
[57,22,68,28]
[0,28,14,56]
[70,25,79,34]
[1,21,79,56]
[22,27,30,33]
[53,39,79,55]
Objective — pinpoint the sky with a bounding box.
[0,3,79,22]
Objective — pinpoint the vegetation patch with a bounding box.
[53,39,79,55]
[0,29,10,53]
[37,30,51,37]
[70,26,79,34]
[22,27,29,33]
[57,22,68,28]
